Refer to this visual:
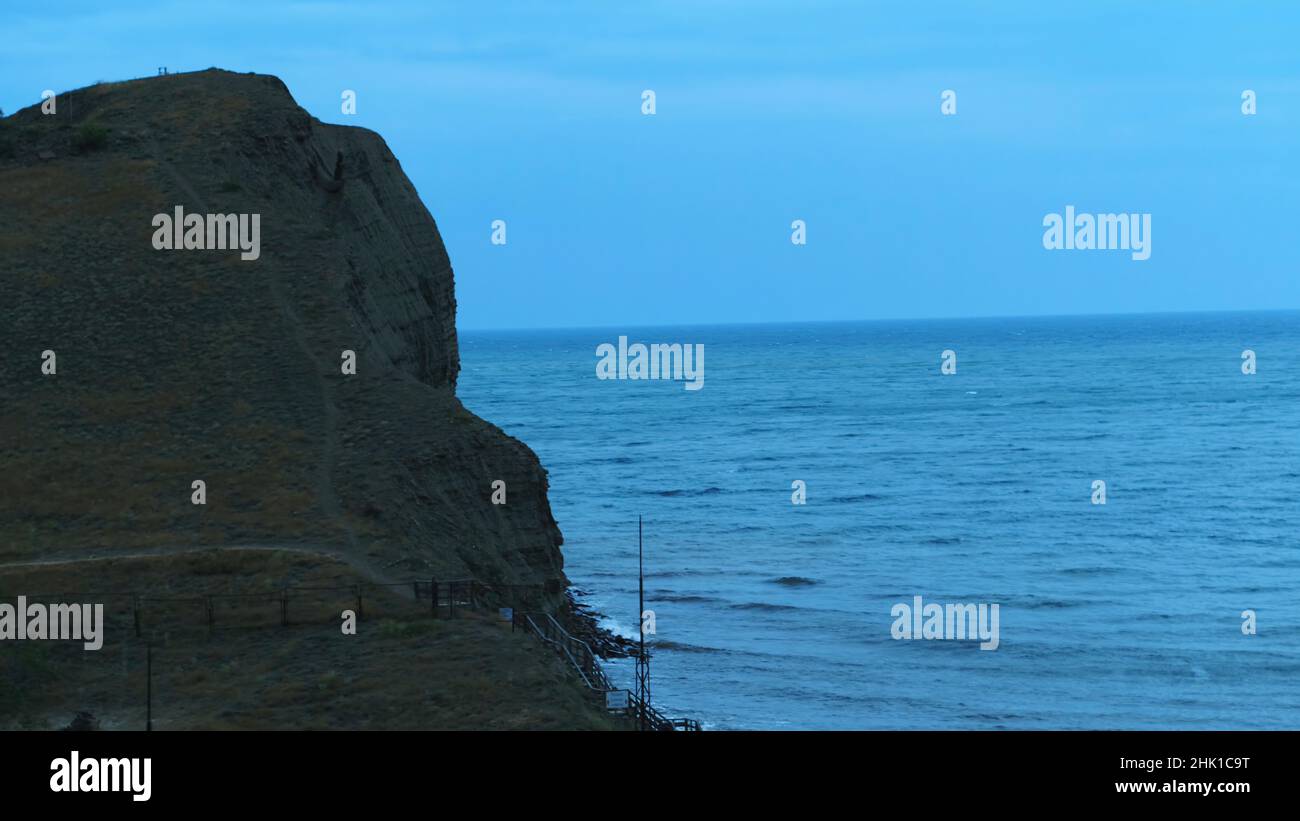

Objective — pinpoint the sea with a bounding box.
[457,312,1300,729]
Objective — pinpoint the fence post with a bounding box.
[355,584,363,621]
[413,580,419,602]
[449,581,456,619]
[281,588,289,627]
[206,595,214,634]
[430,577,438,617]
[133,595,141,638]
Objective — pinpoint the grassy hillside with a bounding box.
[0,550,622,730]
[0,71,618,729]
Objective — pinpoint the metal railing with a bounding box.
[624,688,691,732]
[0,577,543,636]
[514,610,700,731]
[6,573,701,729]
[520,612,613,691]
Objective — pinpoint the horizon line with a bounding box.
[457,306,1300,334]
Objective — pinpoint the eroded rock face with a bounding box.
[0,69,565,589]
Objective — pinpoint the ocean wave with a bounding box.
[595,617,640,641]
[729,601,802,612]
[649,568,759,579]
[653,487,725,497]
[653,593,724,604]
[1060,566,1123,576]
[1003,596,1080,610]
[829,493,884,503]
[651,639,727,654]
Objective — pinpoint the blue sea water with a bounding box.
[457,312,1300,729]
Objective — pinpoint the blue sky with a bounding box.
[3,1,1297,329]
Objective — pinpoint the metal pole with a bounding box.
[146,642,153,731]
[638,515,647,731]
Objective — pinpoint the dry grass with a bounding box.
[0,550,625,730]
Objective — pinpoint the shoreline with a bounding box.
[563,590,638,660]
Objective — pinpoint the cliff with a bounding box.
[0,69,566,592]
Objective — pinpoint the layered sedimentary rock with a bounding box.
[0,70,565,590]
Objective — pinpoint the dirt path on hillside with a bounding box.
[148,135,362,557]
[0,543,414,594]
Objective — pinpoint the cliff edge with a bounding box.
[0,69,566,592]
